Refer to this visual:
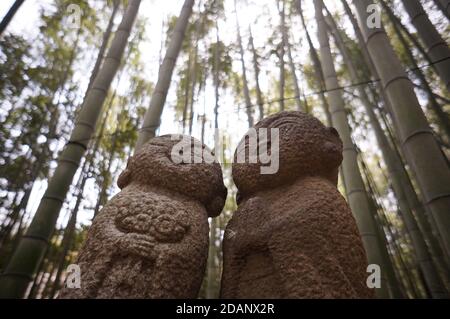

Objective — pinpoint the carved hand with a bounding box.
[149,213,189,243]
[117,233,158,260]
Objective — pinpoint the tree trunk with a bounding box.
[325,11,448,298]
[248,26,265,120]
[214,22,220,129]
[0,192,20,242]
[342,0,449,273]
[26,228,61,299]
[48,189,79,299]
[182,52,192,133]
[401,0,450,91]
[206,218,218,298]
[353,0,450,262]
[0,0,142,298]
[92,37,137,219]
[159,18,166,68]
[340,0,399,118]
[188,64,197,135]
[380,0,450,142]
[380,2,436,74]
[188,2,203,135]
[135,0,195,150]
[0,0,25,36]
[314,0,394,298]
[285,29,304,112]
[49,98,114,299]
[206,27,222,298]
[297,0,331,124]
[433,0,450,19]
[0,186,32,249]
[360,157,419,298]
[278,0,286,111]
[234,0,254,128]
[93,117,121,218]
[415,85,450,105]
[85,0,120,93]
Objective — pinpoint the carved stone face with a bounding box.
[232,111,343,198]
[117,135,227,217]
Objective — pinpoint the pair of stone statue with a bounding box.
[59,111,373,299]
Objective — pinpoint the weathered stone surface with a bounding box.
[60,135,227,299]
[221,111,373,298]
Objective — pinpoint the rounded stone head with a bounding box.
[117,135,227,217]
[232,111,343,200]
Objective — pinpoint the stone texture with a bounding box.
[59,135,227,299]
[221,111,373,298]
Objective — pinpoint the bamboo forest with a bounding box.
[0,0,449,301]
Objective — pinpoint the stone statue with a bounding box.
[60,135,227,299]
[220,111,373,298]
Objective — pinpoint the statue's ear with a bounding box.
[236,190,243,206]
[324,126,343,159]
[117,159,133,189]
[327,127,340,138]
[323,141,341,156]
[206,186,228,217]
[322,130,343,185]
[206,196,224,217]
[117,169,132,189]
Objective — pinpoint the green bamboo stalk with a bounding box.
[432,0,450,19]
[278,0,286,111]
[353,0,450,263]
[284,28,304,112]
[135,0,195,149]
[325,9,448,298]
[248,26,265,120]
[296,0,332,124]
[234,0,254,127]
[0,0,142,298]
[381,1,450,141]
[0,0,25,36]
[314,0,394,298]
[401,0,450,91]
[342,0,449,275]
